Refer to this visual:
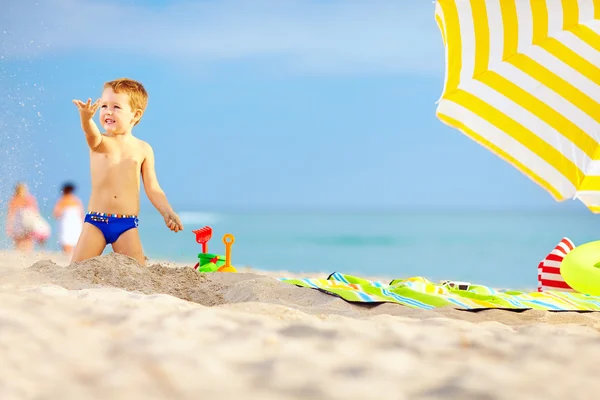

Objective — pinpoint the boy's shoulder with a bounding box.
[131,137,155,159]
[118,134,151,150]
[135,137,153,151]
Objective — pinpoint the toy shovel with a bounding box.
[217,234,237,273]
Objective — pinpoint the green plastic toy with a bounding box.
[195,253,226,272]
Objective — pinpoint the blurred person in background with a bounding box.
[5,182,50,252]
[53,182,84,255]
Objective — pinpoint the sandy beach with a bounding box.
[0,251,599,400]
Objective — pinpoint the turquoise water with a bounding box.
[2,208,599,288]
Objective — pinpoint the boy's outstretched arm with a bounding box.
[72,98,102,150]
[141,144,184,233]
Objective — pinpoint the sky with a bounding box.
[0,0,588,212]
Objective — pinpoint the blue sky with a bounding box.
[0,0,586,212]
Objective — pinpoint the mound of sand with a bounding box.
[3,252,600,328]
[5,254,379,317]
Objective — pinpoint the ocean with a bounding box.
[1,208,598,289]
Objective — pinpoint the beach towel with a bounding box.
[279,273,600,312]
[278,237,599,312]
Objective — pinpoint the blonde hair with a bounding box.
[103,78,148,126]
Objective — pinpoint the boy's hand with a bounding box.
[72,98,100,120]
[163,211,183,232]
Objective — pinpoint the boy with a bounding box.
[71,78,183,265]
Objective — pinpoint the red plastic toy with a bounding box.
[192,226,213,253]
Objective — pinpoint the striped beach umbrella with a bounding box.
[434,0,600,212]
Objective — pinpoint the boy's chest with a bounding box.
[92,150,144,169]
[96,141,145,166]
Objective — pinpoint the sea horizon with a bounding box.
[1,206,598,290]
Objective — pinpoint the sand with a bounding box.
[0,251,599,400]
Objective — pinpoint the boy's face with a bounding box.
[99,88,142,134]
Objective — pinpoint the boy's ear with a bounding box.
[133,109,143,123]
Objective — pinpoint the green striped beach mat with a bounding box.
[279,273,600,311]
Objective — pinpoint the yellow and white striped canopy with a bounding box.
[434,0,600,212]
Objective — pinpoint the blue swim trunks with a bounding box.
[84,211,139,244]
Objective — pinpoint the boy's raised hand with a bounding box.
[72,98,100,119]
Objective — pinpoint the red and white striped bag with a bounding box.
[537,237,576,292]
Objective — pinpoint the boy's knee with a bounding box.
[116,249,146,266]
